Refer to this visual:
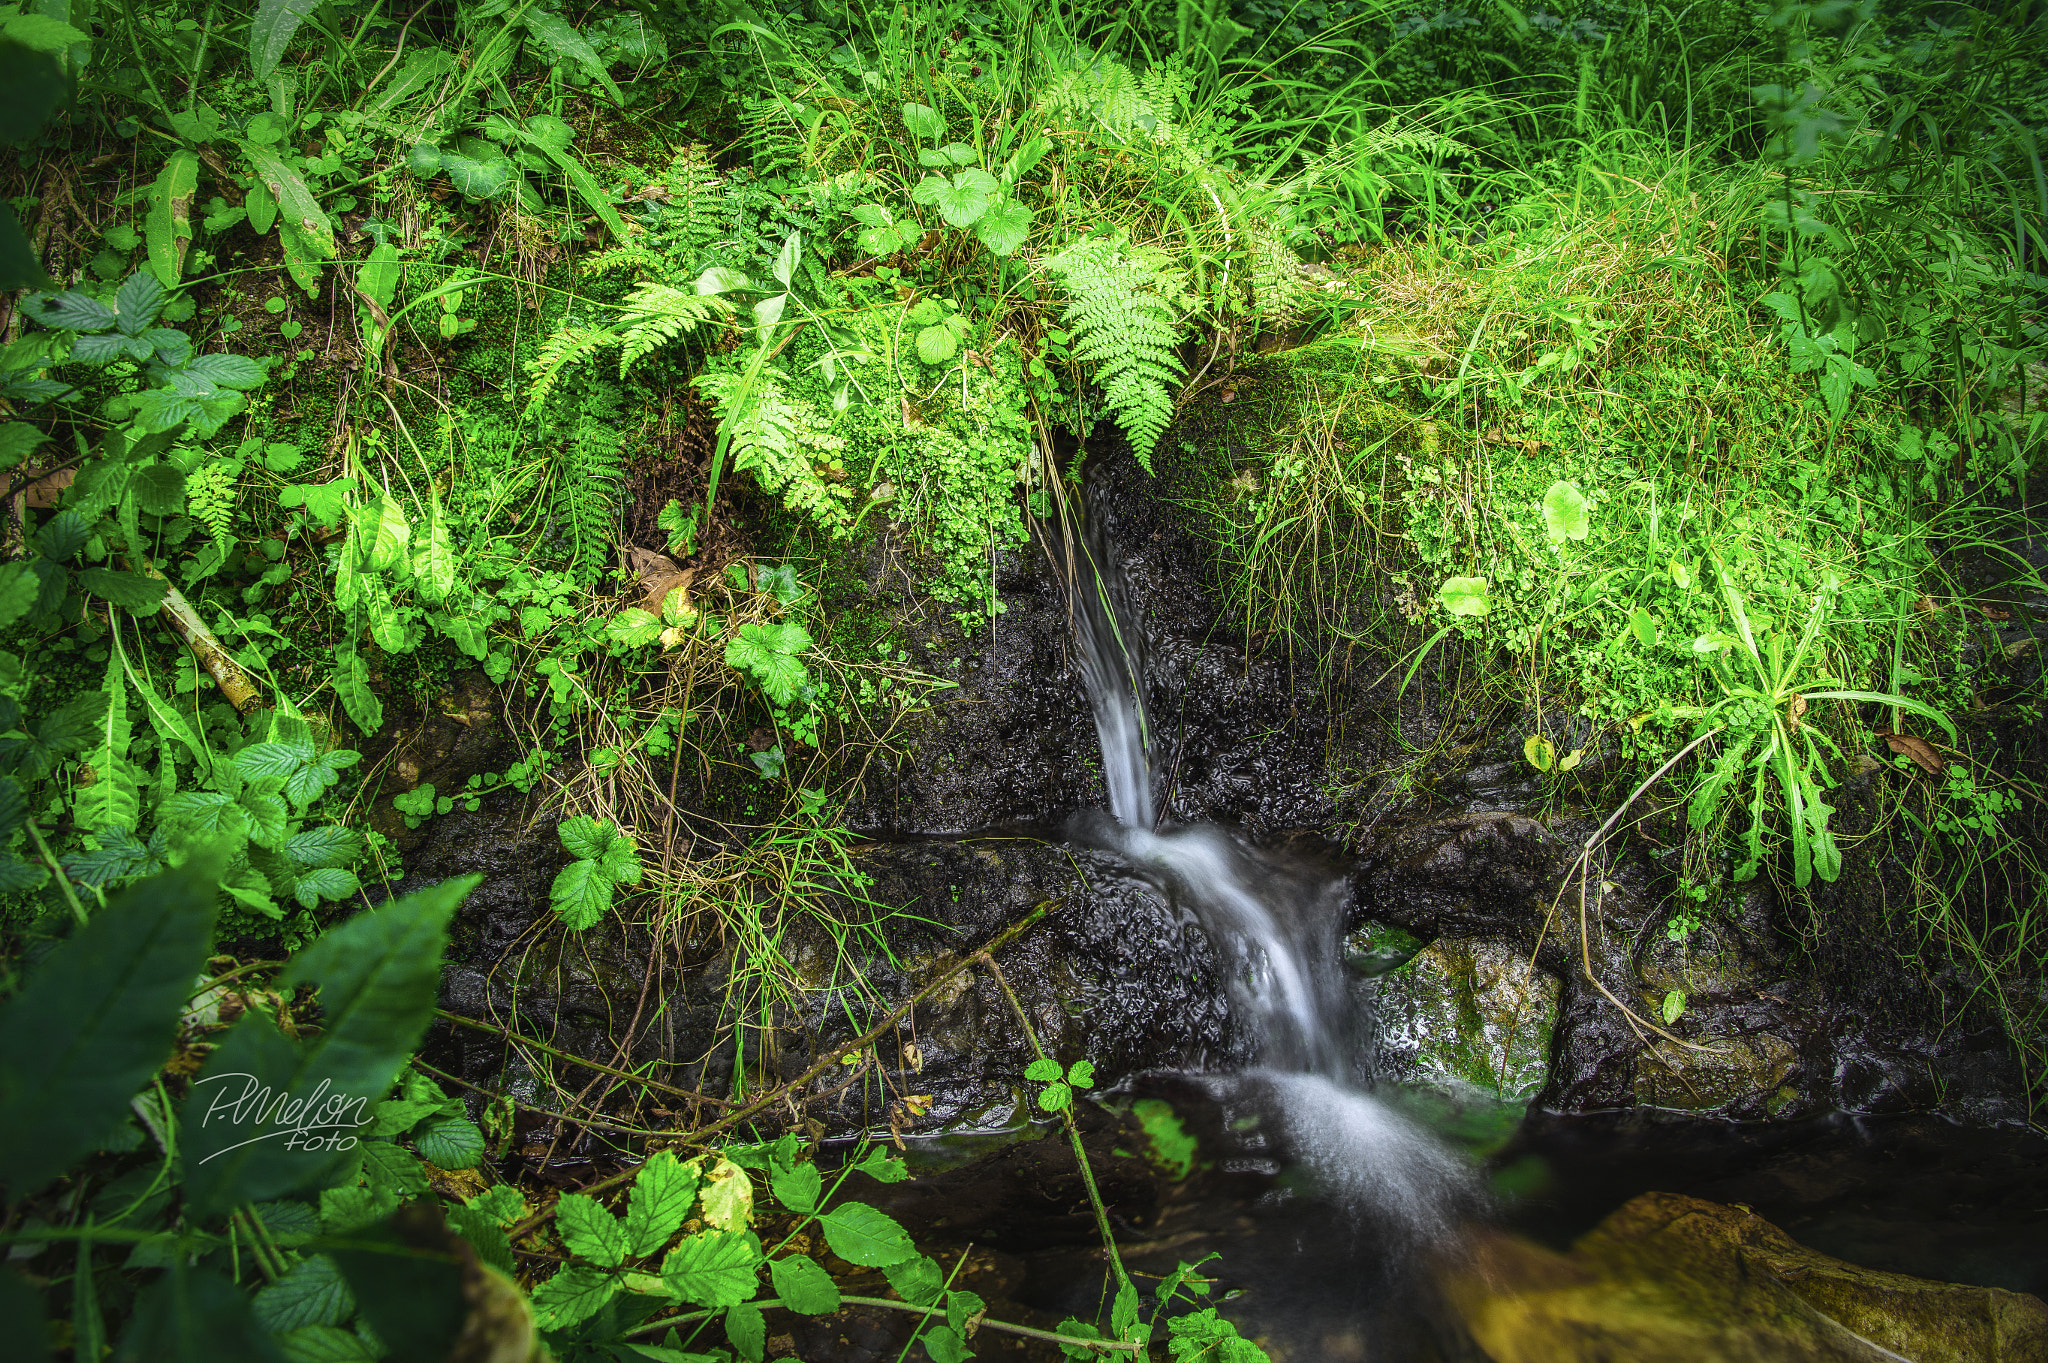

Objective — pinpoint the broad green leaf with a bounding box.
[522,7,624,102]
[286,825,362,867]
[818,1202,915,1267]
[558,814,621,861]
[532,1264,622,1331]
[558,1192,630,1267]
[73,646,138,835]
[250,0,322,80]
[1660,989,1688,1025]
[239,142,338,261]
[144,152,200,287]
[0,561,37,629]
[0,862,219,1196]
[549,858,614,930]
[159,790,247,840]
[276,1325,378,1363]
[852,1146,909,1183]
[660,1231,763,1308]
[1067,1060,1095,1089]
[1523,734,1556,772]
[117,1266,283,1363]
[412,1114,484,1168]
[1541,480,1590,542]
[726,1301,765,1362]
[77,568,169,613]
[359,242,401,311]
[1670,557,1694,590]
[933,176,993,228]
[180,875,480,1214]
[883,1254,943,1306]
[333,643,382,735]
[608,607,664,647]
[1036,1082,1073,1111]
[293,866,359,909]
[770,1161,820,1215]
[974,198,1032,256]
[626,1150,700,1256]
[923,1325,973,1363]
[724,622,812,705]
[1438,575,1489,617]
[901,102,945,141]
[916,324,958,365]
[1629,606,1659,648]
[115,272,166,336]
[253,1254,354,1333]
[1024,1057,1061,1082]
[768,1255,841,1314]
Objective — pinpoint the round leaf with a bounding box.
[1438,575,1490,618]
[1523,734,1556,772]
[915,324,959,366]
[1541,480,1591,542]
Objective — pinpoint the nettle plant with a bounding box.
[549,815,646,930]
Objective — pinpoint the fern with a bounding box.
[558,387,630,580]
[616,284,731,378]
[693,362,854,532]
[1047,235,1187,471]
[186,458,238,551]
[524,324,616,417]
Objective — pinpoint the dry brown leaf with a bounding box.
[1876,730,1945,776]
[628,547,692,614]
[1787,694,1807,730]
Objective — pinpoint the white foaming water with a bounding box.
[1065,492,1473,1228]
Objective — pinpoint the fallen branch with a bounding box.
[504,899,1058,1243]
[432,1009,740,1109]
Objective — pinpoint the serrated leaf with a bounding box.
[1036,1082,1073,1112]
[608,607,663,647]
[1066,1060,1095,1089]
[159,790,247,839]
[696,1157,753,1231]
[661,1230,763,1308]
[974,198,1032,256]
[115,272,166,336]
[549,858,614,931]
[900,102,945,141]
[180,875,480,1214]
[286,825,363,869]
[277,1325,379,1363]
[769,1162,820,1215]
[557,814,621,861]
[253,1253,355,1333]
[62,825,163,889]
[130,463,188,515]
[626,1150,699,1256]
[852,1146,909,1183]
[76,568,169,614]
[558,1192,630,1267]
[769,1255,841,1314]
[727,1301,765,1361]
[724,622,812,706]
[818,1202,915,1267]
[532,1263,622,1331]
[0,863,219,1195]
[933,179,992,228]
[30,289,116,331]
[1024,1058,1061,1082]
[883,1255,944,1306]
[185,353,266,390]
[36,508,89,560]
[923,1325,973,1363]
[413,1114,484,1168]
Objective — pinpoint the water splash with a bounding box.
[1063,481,1472,1229]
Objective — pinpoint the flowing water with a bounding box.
[1060,494,1474,1246]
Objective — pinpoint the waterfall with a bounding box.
[1062,481,1472,1237]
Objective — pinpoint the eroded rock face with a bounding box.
[1440,1192,2048,1363]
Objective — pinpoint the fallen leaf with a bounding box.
[1875,730,1944,776]
[629,548,693,614]
[1787,694,1807,730]
[1980,603,2012,621]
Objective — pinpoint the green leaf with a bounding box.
[916,324,959,365]
[73,646,137,835]
[922,1325,973,1363]
[817,1202,915,1267]
[145,152,200,287]
[276,1325,378,1363]
[1024,1057,1061,1082]
[0,561,38,630]
[558,814,619,860]
[558,1192,630,1266]
[179,875,480,1214]
[116,1266,284,1363]
[625,1150,699,1256]
[130,464,188,515]
[883,1255,944,1306]
[532,1263,622,1331]
[293,866,359,909]
[522,7,624,103]
[253,1254,354,1332]
[333,643,382,735]
[901,103,945,141]
[412,1114,484,1168]
[1660,988,1687,1025]
[1066,1060,1095,1089]
[1437,576,1489,618]
[1523,734,1556,772]
[115,273,166,336]
[724,622,812,706]
[77,568,169,613]
[768,1255,841,1314]
[1629,606,1659,648]
[1036,1082,1073,1112]
[608,607,664,648]
[239,142,337,262]
[549,859,614,930]
[933,174,994,228]
[852,1146,910,1184]
[0,862,219,1196]
[249,0,321,80]
[696,1158,753,1230]
[769,1161,820,1215]
[974,198,1033,256]
[726,1301,766,1363]
[661,1230,763,1308]
[1541,480,1591,542]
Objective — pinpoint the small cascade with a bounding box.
[1062,479,1472,1237]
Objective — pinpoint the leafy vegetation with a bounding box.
[1,0,2043,1354]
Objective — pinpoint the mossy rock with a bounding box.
[1634,1033,1799,1113]
[1369,935,1560,1107]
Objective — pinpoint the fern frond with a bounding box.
[561,392,630,579]
[525,324,618,417]
[616,284,732,378]
[695,363,853,532]
[1047,235,1188,471]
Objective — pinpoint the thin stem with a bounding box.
[620,1294,1144,1353]
[27,820,87,925]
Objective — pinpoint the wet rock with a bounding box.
[1635,1034,1800,1114]
[1440,1191,2048,1362]
[1368,936,1561,1107]
[1343,920,1426,976]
